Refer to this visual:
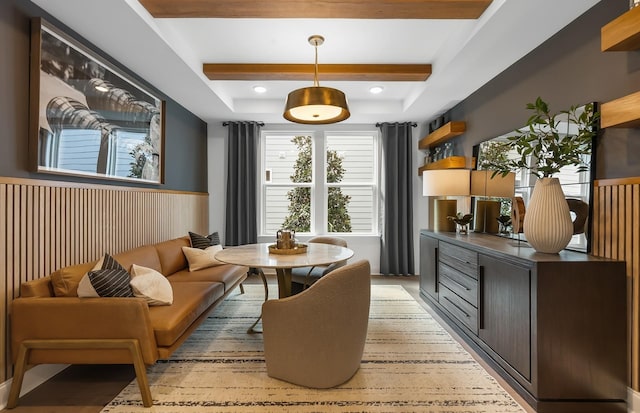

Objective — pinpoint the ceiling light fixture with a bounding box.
[283,35,350,124]
[253,85,267,93]
[369,86,384,94]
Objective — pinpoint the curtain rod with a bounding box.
[375,122,417,127]
[222,121,265,126]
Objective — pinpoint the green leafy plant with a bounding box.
[281,135,352,233]
[485,98,599,179]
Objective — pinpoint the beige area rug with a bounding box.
[102,285,525,412]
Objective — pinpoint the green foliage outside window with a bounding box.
[281,135,352,233]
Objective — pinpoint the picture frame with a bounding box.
[29,18,165,184]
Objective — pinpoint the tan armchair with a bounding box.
[262,259,371,388]
[290,236,348,293]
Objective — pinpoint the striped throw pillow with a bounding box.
[189,231,221,249]
[87,268,134,297]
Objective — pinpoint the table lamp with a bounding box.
[422,169,471,232]
[470,170,515,233]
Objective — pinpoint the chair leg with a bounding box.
[239,283,245,294]
[6,343,31,408]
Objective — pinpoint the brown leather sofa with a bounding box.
[7,236,248,408]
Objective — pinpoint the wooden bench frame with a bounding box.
[7,339,152,408]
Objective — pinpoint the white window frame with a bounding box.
[259,129,380,237]
[322,131,380,236]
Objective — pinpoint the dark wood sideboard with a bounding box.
[419,230,627,413]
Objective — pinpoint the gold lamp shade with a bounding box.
[283,35,350,124]
[283,86,350,124]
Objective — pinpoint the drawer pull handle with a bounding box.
[445,275,471,291]
[479,265,484,330]
[443,296,470,318]
[434,247,439,294]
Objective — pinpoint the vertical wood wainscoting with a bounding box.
[0,177,209,383]
[593,176,640,391]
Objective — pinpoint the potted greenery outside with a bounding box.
[486,97,599,253]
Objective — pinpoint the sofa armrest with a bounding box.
[11,297,159,365]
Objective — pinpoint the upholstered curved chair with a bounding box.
[262,259,371,388]
[290,236,348,293]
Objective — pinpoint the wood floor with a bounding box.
[1,274,533,413]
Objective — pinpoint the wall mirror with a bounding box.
[472,103,597,253]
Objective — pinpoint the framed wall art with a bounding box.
[29,17,165,184]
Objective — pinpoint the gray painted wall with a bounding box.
[448,0,640,181]
[0,0,208,192]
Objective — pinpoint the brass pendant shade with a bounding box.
[283,35,350,124]
[283,86,350,124]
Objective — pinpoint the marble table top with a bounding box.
[215,242,354,269]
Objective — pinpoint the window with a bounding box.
[260,131,379,236]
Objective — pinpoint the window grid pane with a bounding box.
[264,186,312,234]
[326,135,375,184]
[327,185,375,233]
[264,135,312,184]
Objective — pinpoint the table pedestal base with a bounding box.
[275,268,292,298]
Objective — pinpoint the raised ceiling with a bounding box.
[31,0,600,126]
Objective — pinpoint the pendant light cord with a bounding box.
[313,41,319,87]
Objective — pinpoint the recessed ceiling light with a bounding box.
[253,85,267,93]
[369,86,384,94]
[94,85,109,92]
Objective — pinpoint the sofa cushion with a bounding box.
[182,245,225,271]
[153,237,190,276]
[88,268,134,297]
[169,264,248,292]
[114,245,162,274]
[188,231,221,249]
[51,261,99,297]
[78,254,133,298]
[149,281,224,346]
[20,276,55,298]
[130,264,173,306]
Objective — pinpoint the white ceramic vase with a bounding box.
[523,177,573,254]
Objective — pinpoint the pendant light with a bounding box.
[283,35,350,124]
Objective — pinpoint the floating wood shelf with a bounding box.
[601,91,640,128]
[418,121,466,149]
[601,5,640,51]
[417,156,470,176]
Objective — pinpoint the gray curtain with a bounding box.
[379,122,415,275]
[224,121,260,246]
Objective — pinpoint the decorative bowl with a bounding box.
[268,243,308,255]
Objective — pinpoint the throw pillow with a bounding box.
[88,268,134,297]
[182,245,224,271]
[130,264,173,306]
[77,253,133,297]
[188,231,221,249]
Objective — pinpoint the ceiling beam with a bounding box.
[140,0,492,19]
[203,64,432,81]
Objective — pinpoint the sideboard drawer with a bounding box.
[439,284,478,334]
[439,263,478,307]
[440,242,478,279]
[440,241,478,265]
